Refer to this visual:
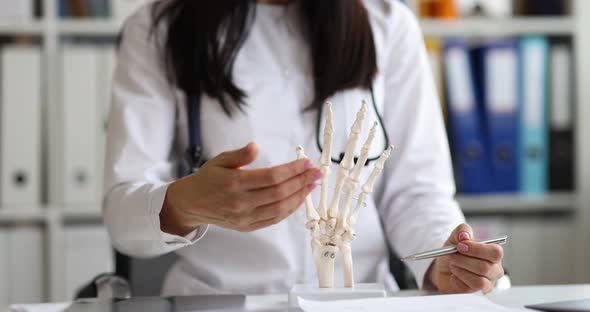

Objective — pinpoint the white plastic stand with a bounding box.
[288,283,386,307]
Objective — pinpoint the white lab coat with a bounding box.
[103,0,465,296]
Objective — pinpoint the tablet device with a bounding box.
[526,299,590,312]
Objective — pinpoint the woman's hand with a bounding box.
[427,224,505,294]
[160,143,322,236]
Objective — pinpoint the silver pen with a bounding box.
[401,235,508,261]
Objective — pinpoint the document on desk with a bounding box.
[298,293,523,312]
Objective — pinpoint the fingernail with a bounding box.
[304,159,313,170]
[459,231,470,241]
[313,169,323,180]
[457,243,469,253]
[308,183,318,191]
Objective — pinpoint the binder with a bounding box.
[61,46,103,207]
[517,0,567,15]
[0,46,42,208]
[548,42,574,191]
[443,39,493,193]
[0,229,7,307]
[472,40,520,193]
[58,0,69,17]
[65,225,114,298]
[66,0,90,17]
[6,226,43,303]
[519,36,549,194]
[0,0,33,20]
[95,46,117,207]
[88,0,111,17]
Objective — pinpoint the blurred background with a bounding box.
[0,0,589,306]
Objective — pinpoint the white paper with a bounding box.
[298,293,523,312]
[8,303,69,312]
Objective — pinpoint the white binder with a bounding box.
[62,46,103,207]
[95,46,117,203]
[0,46,41,209]
[61,45,117,209]
[6,226,43,304]
[0,229,8,307]
[64,225,114,298]
[0,0,33,21]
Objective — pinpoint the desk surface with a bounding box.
[244,285,590,311]
[9,284,590,311]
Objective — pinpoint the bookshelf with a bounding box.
[0,208,47,223]
[57,20,122,36]
[457,192,576,215]
[0,21,44,35]
[420,17,575,36]
[0,0,587,304]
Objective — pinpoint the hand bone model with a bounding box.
[296,101,393,288]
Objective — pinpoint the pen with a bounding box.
[401,235,508,261]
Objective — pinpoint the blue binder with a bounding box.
[443,39,493,193]
[88,0,110,17]
[58,0,69,17]
[471,40,520,193]
[519,36,549,194]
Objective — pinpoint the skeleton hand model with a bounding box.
[296,101,393,288]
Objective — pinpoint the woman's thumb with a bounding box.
[210,143,259,168]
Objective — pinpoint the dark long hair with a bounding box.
[152,0,377,116]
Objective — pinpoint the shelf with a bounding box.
[61,209,103,223]
[0,208,47,223]
[0,20,44,35]
[420,17,574,37]
[0,207,102,224]
[457,192,577,215]
[57,19,122,36]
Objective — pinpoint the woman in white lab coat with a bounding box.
[104,0,505,295]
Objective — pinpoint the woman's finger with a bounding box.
[448,254,504,280]
[449,274,473,294]
[240,216,280,232]
[248,168,322,206]
[244,183,314,225]
[456,241,504,263]
[237,159,314,190]
[449,264,494,294]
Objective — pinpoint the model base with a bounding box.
[288,283,386,307]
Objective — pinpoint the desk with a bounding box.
[9,285,590,311]
[245,285,590,311]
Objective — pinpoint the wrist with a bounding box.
[160,180,202,237]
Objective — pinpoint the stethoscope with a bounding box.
[181,86,390,177]
[315,86,390,167]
